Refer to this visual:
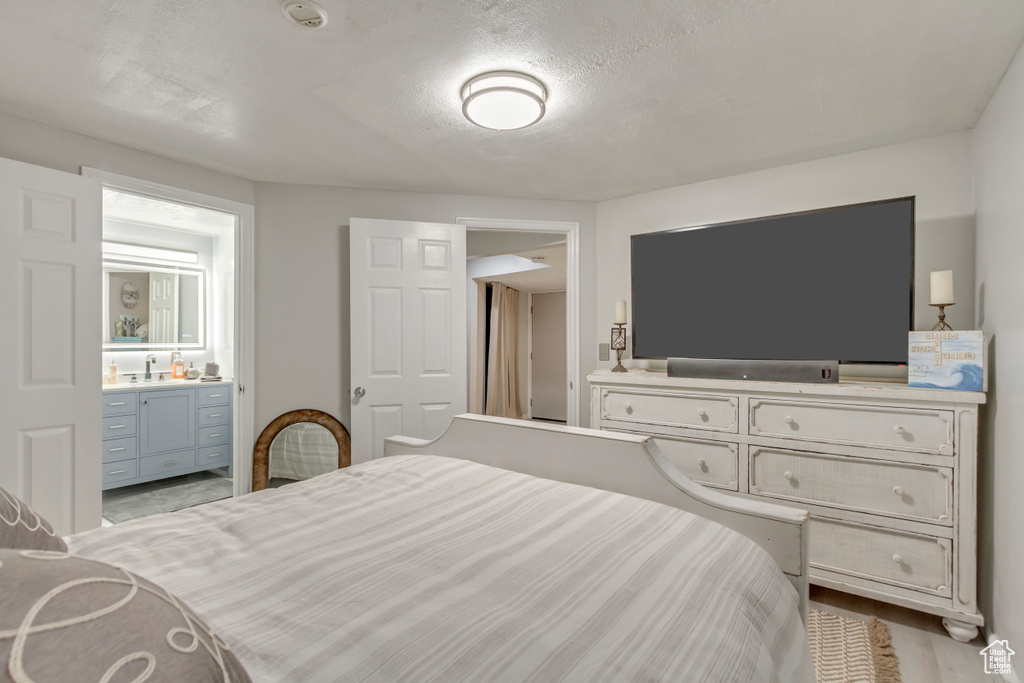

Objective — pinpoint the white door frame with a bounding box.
[457,217,580,427]
[81,168,256,496]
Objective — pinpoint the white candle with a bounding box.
[930,270,954,305]
[614,300,627,325]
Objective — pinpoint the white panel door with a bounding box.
[350,218,466,463]
[149,271,179,343]
[0,156,102,534]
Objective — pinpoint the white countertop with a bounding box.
[102,377,232,391]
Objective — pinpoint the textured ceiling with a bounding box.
[1,1,1023,201]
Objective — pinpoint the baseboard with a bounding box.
[984,629,1021,683]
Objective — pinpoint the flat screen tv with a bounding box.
[630,197,915,365]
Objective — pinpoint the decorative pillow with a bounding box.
[0,484,66,552]
[0,549,251,682]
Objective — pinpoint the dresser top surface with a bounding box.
[587,369,985,405]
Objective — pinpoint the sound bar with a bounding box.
[667,358,839,383]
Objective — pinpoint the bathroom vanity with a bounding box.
[101,380,233,489]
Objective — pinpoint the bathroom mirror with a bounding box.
[252,410,351,491]
[102,262,205,349]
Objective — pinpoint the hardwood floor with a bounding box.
[810,586,989,683]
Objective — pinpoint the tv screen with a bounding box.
[631,197,914,364]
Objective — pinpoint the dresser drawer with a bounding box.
[102,415,137,438]
[750,447,953,524]
[139,449,196,477]
[809,518,952,597]
[102,459,138,486]
[102,392,138,416]
[198,405,230,427]
[102,436,138,464]
[199,443,232,468]
[197,385,231,407]
[198,424,231,447]
[651,436,738,490]
[749,399,954,455]
[601,390,737,433]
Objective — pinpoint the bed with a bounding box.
[66,415,813,682]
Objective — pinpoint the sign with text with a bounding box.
[908,330,985,392]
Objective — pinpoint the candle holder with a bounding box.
[610,324,627,372]
[929,303,954,331]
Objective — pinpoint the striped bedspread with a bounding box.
[69,455,813,682]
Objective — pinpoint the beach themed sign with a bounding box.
[908,330,985,392]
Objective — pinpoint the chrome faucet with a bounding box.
[145,354,156,380]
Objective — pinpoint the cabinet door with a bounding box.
[139,389,196,455]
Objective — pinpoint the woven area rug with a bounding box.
[808,608,902,683]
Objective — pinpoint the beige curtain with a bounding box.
[484,283,523,419]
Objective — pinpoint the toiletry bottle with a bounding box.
[172,353,185,379]
[108,359,118,384]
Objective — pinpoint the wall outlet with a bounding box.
[599,343,610,361]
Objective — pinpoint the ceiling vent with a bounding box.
[281,1,329,29]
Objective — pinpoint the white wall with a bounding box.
[972,38,1024,654]
[0,112,254,204]
[253,182,595,433]
[595,132,976,376]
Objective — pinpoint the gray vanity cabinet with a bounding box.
[102,382,233,490]
[139,388,196,455]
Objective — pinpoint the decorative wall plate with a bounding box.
[120,281,139,309]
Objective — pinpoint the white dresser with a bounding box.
[588,370,985,641]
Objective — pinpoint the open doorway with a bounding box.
[466,231,568,423]
[85,170,255,525]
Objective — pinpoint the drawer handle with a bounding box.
[892,554,903,564]
[108,424,126,430]
[696,408,707,417]
[108,469,127,475]
[207,434,222,438]
[161,461,177,467]
[893,425,905,434]
[624,402,632,412]
[108,402,126,406]
[108,447,126,452]
[783,471,793,481]
[893,486,904,496]
[208,394,222,398]
[208,413,222,418]
[208,452,224,458]
[784,416,794,425]
[697,459,707,468]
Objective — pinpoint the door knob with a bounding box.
[353,386,366,398]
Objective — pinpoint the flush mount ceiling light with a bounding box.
[281,1,328,29]
[461,71,547,131]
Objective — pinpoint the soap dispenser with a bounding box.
[171,352,185,379]
[107,359,118,384]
